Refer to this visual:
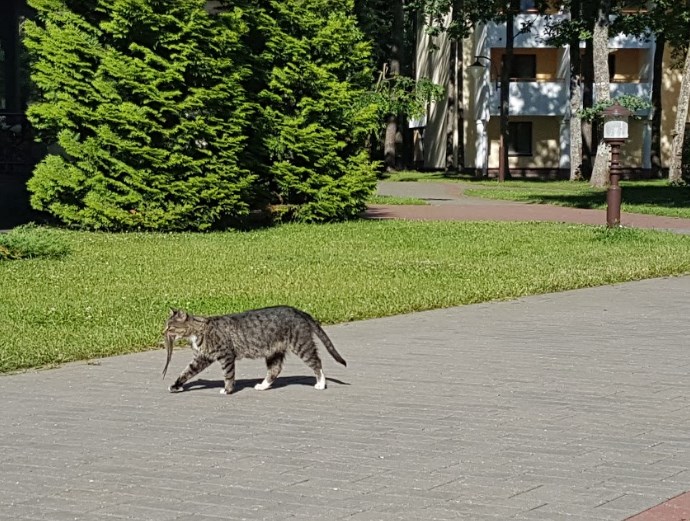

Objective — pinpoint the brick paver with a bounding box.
[2,276,690,520]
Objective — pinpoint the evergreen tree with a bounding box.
[245,0,379,222]
[24,0,255,230]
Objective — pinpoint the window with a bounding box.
[502,54,537,80]
[508,122,532,156]
[520,0,537,11]
[608,54,616,82]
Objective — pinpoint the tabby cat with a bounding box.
[162,306,346,395]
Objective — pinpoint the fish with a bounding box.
[162,332,175,378]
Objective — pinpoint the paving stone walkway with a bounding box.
[2,275,690,520]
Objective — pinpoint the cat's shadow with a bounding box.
[182,376,350,393]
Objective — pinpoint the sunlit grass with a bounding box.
[2,220,690,373]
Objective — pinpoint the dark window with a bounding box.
[502,54,537,80]
[508,122,532,156]
[608,54,616,81]
[520,0,537,11]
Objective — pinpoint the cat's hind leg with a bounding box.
[169,354,213,393]
[292,340,326,390]
[255,353,285,391]
[217,353,236,395]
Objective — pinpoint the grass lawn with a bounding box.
[2,220,690,373]
[385,172,690,219]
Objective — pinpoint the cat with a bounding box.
[162,306,346,395]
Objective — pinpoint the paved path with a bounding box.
[367,181,690,233]
[2,276,690,520]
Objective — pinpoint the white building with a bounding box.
[415,3,684,177]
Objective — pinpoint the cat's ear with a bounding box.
[169,308,188,320]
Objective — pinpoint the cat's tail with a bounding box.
[293,308,347,367]
[313,324,347,366]
[299,310,347,366]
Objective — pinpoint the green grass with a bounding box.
[385,170,470,182]
[367,194,427,205]
[2,220,690,374]
[385,172,690,219]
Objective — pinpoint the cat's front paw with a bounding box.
[219,388,233,395]
[168,385,183,393]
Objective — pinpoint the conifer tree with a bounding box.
[24,0,255,230]
[245,0,379,222]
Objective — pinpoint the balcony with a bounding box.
[488,81,567,117]
[486,14,653,50]
[608,32,653,49]
[486,13,568,49]
[481,81,651,118]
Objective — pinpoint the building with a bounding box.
[415,4,686,177]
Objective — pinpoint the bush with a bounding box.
[24,0,256,231]
[0,224,70,260]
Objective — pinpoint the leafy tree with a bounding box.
[355,0,433,171]
[24,0,256,231]
[545,0,655,185]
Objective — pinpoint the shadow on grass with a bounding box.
[501,185,690,211]
[181,376,350,393]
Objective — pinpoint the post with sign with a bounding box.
[602,102,631,228]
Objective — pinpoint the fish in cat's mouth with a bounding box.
[162,331,175,378]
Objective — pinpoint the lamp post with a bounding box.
[468,56,506,182]
[602,101,631,228]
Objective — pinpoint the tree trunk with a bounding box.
[402,0,415,169]
[499,0,518,182]
[384,114,397,171]
[445,0,464,172]
[650,33,665,177]
[669,44,690,184]
[589,1,612,188]
[384,0,404,172]
[581,39,594,177]
[568,0,583,181]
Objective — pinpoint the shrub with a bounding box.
[0,224,69,260]
[24,0,256,231]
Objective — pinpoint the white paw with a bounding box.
[219,388,228,395]
[254,381,271,391]
[314,371,326,390]
[168,386,182,393]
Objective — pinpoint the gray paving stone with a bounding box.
[2,277,690,520]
